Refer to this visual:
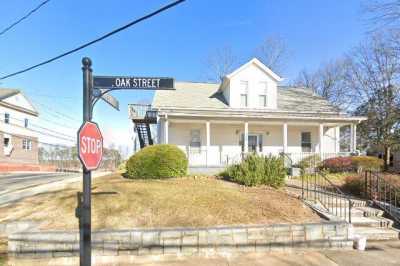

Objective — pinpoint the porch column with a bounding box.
[244,122,249,153]
[206,121,210,166]
[335,126,340,153]
[319,123,324,157]
[164,118,169,144]
[350,123,357,152]
[283,123,288,154]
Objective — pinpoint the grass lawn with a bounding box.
[0,174,319,230]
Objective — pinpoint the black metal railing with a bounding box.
[302,171,352,223]
[364,170,400,224]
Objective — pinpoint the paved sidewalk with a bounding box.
[6,241,400,266]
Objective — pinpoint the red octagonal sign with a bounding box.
[78,121,103,171]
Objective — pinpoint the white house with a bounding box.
[151,58,366,167]
[0,89,39,164]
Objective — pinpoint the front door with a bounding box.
[248,135,258,152]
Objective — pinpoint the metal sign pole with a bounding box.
[81,57,92,266]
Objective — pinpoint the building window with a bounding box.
[24,118,29,128]
[301,132,312,152]
[240,81,248,107]
[190,129,201,149]
[259,95,267,107]
[22,139,32,151]
[258,82,268,107]
[4,113,10,124]
[4,137,10,147]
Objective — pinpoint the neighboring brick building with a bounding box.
[0,89,39,165]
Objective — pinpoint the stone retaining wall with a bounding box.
[8,222,353,258]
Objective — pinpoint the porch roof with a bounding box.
[153,82,365,122]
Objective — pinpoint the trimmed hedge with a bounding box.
[126,144,188,179]
[321,156,383,173]
[322,157,354,173]
[223,154,286,187]
[351,156,383,172]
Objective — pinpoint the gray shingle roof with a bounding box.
[153,81,341,114]
[0,88,20,100]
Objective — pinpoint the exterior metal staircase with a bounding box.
[129,104,158,149]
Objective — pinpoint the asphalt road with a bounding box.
[0,172,79,197]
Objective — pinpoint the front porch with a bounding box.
[157,118,358,167]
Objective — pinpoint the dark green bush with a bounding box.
[126,144,188,179]
[224,154,286,187]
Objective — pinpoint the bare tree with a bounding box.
[293,59,353,110]
[254,36,290,75]
[205,46,238,82]
[364,0,400,29]
[346,32,400,169]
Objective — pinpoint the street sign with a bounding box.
[93,76,174,90]
[99,89,120,111]
[77,121,103,171]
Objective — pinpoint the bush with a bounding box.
[298,154,321,169]
[224,154,286,187]
[351,156,383,172]
[126,144,188,179]
[322,157,354,173]
[341,175,363,196]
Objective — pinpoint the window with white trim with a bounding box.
[4,113,10,124]
[22,139,32,151]
[190,129,201,148]
[301,132,312,152]
[240,81,248,107]
[258,82,268,107]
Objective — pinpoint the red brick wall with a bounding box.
[0,133,39,164]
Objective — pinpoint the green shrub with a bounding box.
[298,154,321,169]
[351,156,383,172]
[126,144,188,179]
[224,154,286,187]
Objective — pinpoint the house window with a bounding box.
[301,132,312,152]
[258,82,268,107]
[22,139,32,151]
[259,95,267,107]
[24,118,29,128]
[190,129,201,148]
[4,137,10,147]
[4,113,10,124]
[240,81,248,107]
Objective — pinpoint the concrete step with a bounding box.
[353,226,400,240]
[351,216,393,228]
[357,206,385,217]
[321,199,367,208]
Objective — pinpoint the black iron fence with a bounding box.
[364,170,400,224]
[301,170,352,223]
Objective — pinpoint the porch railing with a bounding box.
[364,170,400,224]
[301,170,353,223]
[128,104,157,123]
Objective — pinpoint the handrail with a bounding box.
[364,170,400,224]
[301,170,352,223]
[279,152,293,169]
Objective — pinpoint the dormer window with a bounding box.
[258,82,268,107]
[240,81,248,107]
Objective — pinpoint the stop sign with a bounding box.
[78,121,103,171]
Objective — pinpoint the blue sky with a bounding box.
[0,0,367,152]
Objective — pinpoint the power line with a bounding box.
[33,101,81,123]
[0,113,76,140]
[0,0,186,80]
[0,0,51,37]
